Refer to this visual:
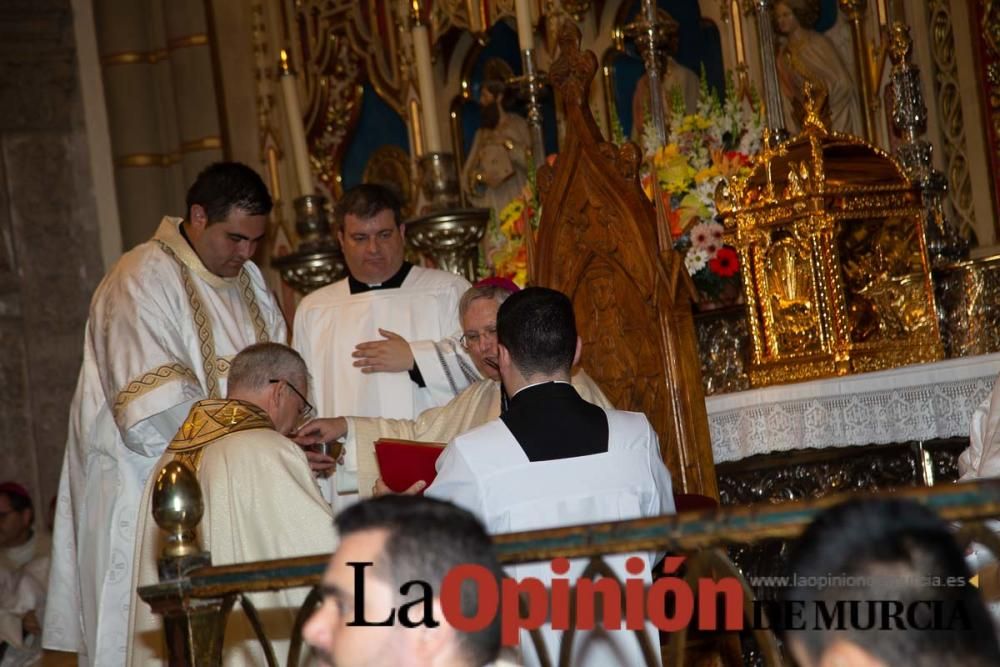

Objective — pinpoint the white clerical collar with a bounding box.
[510,379,571,399]
[2,530,37,569]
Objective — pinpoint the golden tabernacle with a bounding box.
[717,93,943,387]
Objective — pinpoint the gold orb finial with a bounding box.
[152,460,204,559]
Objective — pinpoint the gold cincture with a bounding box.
[717,91,942,387]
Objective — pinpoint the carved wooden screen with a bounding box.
[534,25,717,498]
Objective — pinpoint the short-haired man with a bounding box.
[128,342,335,666]
[45,162,287,665]
[426,287,674,667]
[0,482,50,665]
[783,498,1000,667]
[293,184,474,509]
[295,279,613,496]
[303,494,503,667]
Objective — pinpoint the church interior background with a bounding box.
[4,0,1000,553]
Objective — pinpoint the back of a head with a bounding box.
[496,287,576,377]
[228,343,307,396]
[186,162,273,223]
[335,495,503,666]
[334,183,402,230]
[783,498,1000,667]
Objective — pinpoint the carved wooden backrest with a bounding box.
[534,24,717,497]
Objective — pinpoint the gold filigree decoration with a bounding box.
[113,363,199,425]
[237,270,270,343]
[167,399,275,472]
[155,241,222,399]
[927,0,976,237]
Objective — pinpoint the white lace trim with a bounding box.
[706,353,1000,463]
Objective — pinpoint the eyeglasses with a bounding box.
[270,379,315,420]
[460,325,498,350]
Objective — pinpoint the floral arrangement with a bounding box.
[480,156,551,287]
[640,76,762,303]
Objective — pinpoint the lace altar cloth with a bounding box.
[706,353,1000,463]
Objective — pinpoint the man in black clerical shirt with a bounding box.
[292,184,472,508]
[426,287,673,667]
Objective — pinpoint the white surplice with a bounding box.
[128,399,335,667]
[292,265,475,507]
[43,217,286,666]
[345,369,614,499]
[427,409,674,667]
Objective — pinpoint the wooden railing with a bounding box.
[138,476,1000,667]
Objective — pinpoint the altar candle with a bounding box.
[514,0,535,50]
[411,8,444,153]
[279,49,314,196]
[876,0,888,26]
[731,0,746,65]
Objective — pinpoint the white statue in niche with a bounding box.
[773,0,863,136]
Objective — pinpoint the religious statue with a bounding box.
[772,0,863,136]
[630,9,701,145]
[461,59,532,216]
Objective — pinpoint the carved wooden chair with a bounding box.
[532,23,717,499]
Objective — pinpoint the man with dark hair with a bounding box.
[0,483,50,666]
[295,279,613,497]
[128,342,335,666]
[783,498,1000,667]
[294,183,474,510]
[303,495,503,667]
[45,162,287,665]
[426,287,674,667]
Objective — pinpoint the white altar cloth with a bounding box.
[706,353,1000,463]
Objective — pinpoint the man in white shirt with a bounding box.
[44,162,287,666]
[294,279,613,497]
[293,184,474,509]
[426,287,674,667]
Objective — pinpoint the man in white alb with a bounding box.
[295,279,614,497]
[293,184,474,509]
[426,287,674,667]
[43,162,286,666]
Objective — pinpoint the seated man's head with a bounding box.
[335,184,406,285]
[458,280,519,381]
[184,162,273,278]
[496,287,580,389]
[303,495,502,667]
[227,343,313,435]
[0,482,33,548]
[783,498,1000,667]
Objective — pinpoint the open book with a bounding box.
[374,439,446,494]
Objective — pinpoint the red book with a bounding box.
[374,439,446,494]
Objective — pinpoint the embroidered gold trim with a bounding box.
[216,357,232,375]
[238,270,270,343]
[156,240,221,398]
[113,363,199,424]
[168,399,275,461]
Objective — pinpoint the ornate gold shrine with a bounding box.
[717,107,943,387]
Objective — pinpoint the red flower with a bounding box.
[708,246,739,277]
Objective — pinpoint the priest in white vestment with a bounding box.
[292,184,474,509]
[425,288,674,667]
[295,280,614,497]
[44,163,287,666]
[128,343,335,667]
[0,483,50,667]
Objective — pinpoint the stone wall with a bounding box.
[0,0,104,516]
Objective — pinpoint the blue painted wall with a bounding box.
[341,82,410,190]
